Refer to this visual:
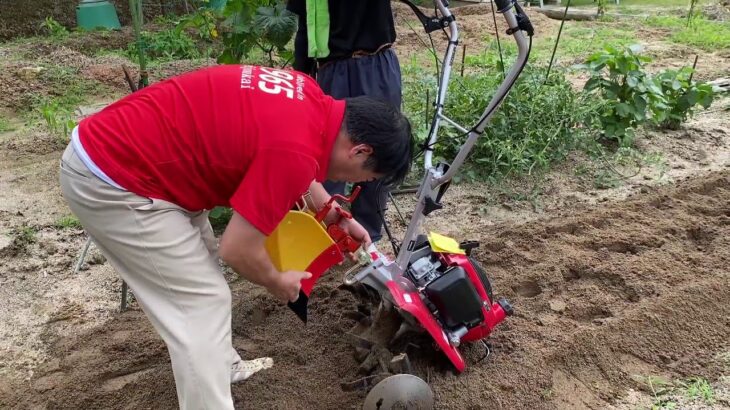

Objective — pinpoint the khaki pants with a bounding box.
[59,144,240,409]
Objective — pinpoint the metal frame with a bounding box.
[350,0,532,294]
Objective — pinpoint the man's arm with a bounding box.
[219,211,311,302]
[306,181,340,225]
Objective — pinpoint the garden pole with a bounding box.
[129,0,148,88]
[688,54,699,83]
[490,0,505,79]
[544,0,572,84]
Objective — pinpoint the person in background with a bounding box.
[287,0,403,244]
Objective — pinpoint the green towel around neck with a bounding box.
[306,0,330,58]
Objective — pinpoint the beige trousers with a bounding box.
[59,144,241,409]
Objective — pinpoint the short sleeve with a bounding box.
[229,149,318,235]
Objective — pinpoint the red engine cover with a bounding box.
[385,252,508,372]
[440,254,507,343]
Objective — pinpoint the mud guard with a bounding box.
[265,211,344,323]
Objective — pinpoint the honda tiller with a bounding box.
[265,0,533,373]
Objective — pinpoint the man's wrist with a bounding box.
[261,267,281,290]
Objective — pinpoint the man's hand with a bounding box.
[266,271,312,303]
[339,218,372,260]
[220,211,308,304]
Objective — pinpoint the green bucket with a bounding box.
[76,0,121,30]
[208,0,228,11]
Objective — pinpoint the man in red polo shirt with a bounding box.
[58,64,412,409]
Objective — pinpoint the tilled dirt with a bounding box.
[1,3,730,409]
[1,164,728,409]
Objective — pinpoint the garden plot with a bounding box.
[1,2,729,409]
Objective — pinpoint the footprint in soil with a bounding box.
[512,280,542,298]
[567,306,613,323]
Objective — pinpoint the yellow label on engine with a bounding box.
[427,232,466,255]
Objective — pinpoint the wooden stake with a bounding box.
[461,44,467,77]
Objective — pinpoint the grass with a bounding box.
[55,215,82,230]
[644,15,730,50]
[634,374,718,409]
[17,64,110,141]
[15,226,38,246]
[32,66,99,112]
[569,0,702,7]
[463,23,639,70]
[0,117,15,133]
[681,377,715,404]
[533,24,638,63]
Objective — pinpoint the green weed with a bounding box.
[40,16,69,39]
[127,29,201,61]
[635,374,717,409]
[0,117,15,133]
[29,65,101,113]
[651,399,678,410]
[403,59,599,181]
[55,215,82,230]
[670,21,730,50]
[593,169,623,189]
[680,377,715,404]
[575,146,666,189]
[632,374,677,410]
[38,99,77,143]
[16,226,37,246]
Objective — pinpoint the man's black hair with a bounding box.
[343,96,414,187]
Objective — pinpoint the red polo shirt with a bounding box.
[78,64,345,235]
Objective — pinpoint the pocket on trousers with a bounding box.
[131,197,187,213]
[59,159,91,181]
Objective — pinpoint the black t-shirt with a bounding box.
[287,0,397,74]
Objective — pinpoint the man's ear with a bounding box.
[350,143,374,158]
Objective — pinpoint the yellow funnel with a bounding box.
[265,210,336,272]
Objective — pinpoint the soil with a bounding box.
[1,146,729,410]
[392,2,560,61]
[1,3,730,410]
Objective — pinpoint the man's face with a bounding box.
[328,143,384,183]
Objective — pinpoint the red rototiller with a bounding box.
[265,0,534,374]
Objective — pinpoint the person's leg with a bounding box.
[315,64,351,199]
[59,145,236,410]
[189,212,274,382]
[317,50,403,242]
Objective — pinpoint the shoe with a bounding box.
[230,357,273,384]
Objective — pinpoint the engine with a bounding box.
[405,238,486,336]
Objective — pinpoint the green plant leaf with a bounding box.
[616,102,633,117]
[253,3,297,50]
[217,49,238,64]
